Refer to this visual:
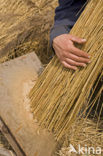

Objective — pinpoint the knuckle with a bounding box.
[74,62,79,66]
[62,62,67,68]
[63,51,67,57]
[79,53,83,57]
[81,51,86,55]
[61,60,65,65]
[67,43,72,49]
[60,51,65,58]
[75,56,79,61]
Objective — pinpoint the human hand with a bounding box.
[53,34,90,70]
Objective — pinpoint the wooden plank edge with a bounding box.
[0,116,26,156]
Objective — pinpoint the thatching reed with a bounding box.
[29,0,103,141]
[0,0,57,64]
[57,85,103,156]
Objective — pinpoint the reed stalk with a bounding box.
[29,0,103,141]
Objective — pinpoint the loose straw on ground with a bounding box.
[29,0,103,141]
[58,118,103,156]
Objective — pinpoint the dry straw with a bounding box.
[0,0,57,64]
[58,85,103,156]
[58,118,103,156]
[29,0,103,141]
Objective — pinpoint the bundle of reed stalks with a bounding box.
[29,0,103,141]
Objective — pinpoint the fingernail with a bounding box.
[74,67,77,70]
[88,60,91,63]
[88,56,91,58]
[82,39,86,42]
[83,64,86,67]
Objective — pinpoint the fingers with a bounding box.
[70,35,86,44]
[62,61,77,70]
[52,34,91,70]
[65,53,90,64]
[65,58,87,67]
[54,46,90,70]
[70,46,90,58]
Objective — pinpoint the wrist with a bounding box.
[50,25,69,47]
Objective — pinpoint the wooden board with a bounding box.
[0,118,22,156]
[0,52,56,156]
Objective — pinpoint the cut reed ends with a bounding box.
[29,0,103,141]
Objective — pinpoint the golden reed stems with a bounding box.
[29,0,103,141]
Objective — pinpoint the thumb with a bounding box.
[70,35,86,44]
